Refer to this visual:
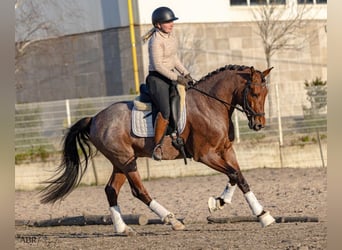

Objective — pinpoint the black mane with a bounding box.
[197,64,251,83]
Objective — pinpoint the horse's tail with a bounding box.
[40,117,93,204]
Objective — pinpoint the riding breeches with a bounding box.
[146,71,173,120]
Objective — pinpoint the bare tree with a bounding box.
[177,32,204,79]
[251,1,315,120]
[15,1,56,85]
[15,0,80,89]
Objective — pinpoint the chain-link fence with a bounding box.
[15,90,327,168]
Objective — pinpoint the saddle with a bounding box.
[132,83,189,164]
[132,83,187,137]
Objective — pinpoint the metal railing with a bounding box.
[15,94,327,167]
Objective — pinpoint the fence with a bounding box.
[15,92,327,167]
[15,91,327,190]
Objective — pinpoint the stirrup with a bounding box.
[152,144,163,161]
[171,133,188,165]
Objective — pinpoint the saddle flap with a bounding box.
[132,106,187,138]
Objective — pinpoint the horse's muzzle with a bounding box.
[248,118,265,131]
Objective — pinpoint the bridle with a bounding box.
[242,81,266,118]
[188,79,266,118]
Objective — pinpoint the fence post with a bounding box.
[316,128,325,167]
[146,158,150,181]
[275,83,284,168]
[234,111,240,143]
[65,99,71,127]
[91,157,99,185]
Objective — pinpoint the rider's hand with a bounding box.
[184,74,193,83]
[177,75,188,87]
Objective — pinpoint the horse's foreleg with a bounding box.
[225,153,275,227]
[124,161,185,231]
[201,150,240,212]
[226,158,275,227]
[208,182,237,212]
[202,148,275,227]
[105,167,136,235]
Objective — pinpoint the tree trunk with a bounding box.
[266,55,274,125]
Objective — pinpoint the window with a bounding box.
[298,0,314,3]
[250,0,267,5]
[231,0,247,5]
[297,0,327,3]
[269,0,286,4]
[231,0,286,6]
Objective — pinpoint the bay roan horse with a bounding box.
[40,65,275,235]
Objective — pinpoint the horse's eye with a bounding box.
[251,93,258,98]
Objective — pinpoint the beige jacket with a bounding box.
[148,29,189,81]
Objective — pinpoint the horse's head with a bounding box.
[243,67,273,131]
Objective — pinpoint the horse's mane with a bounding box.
[197,64,251,83]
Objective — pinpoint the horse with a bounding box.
[40,64,275,235]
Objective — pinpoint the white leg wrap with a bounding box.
[220,183,237,204]
[109,206,127,233]
[149,199,170,222]
[244,191,263,216]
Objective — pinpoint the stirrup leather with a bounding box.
[171,131,188,165]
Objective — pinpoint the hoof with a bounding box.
[124,226,137,236]
[164,213,185,231]
[208,196,224,213]
[171,220,185,231]
[115,225,137,236]
[258,211,275,228]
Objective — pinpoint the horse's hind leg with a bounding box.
[105,167,136,235]
[124,159,185,230]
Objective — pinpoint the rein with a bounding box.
[188,80,265,117]
[188,84,244,113]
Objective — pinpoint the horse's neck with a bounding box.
[197,72,240,104]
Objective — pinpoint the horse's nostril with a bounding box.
[254,123,264,130]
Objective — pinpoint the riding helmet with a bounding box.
[152,7,178,26]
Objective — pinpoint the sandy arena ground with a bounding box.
[15,167,327,249]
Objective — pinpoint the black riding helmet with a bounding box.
[152,7,178,26]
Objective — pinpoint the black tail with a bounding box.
[40,117,93,204]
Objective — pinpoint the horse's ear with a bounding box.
[263,67,274,77]
[250,66,255,74]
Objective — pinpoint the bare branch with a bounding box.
[251,2,319,119]
[253,2,318,57]
[15,0,82,89]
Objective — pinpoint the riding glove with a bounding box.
[185,74,193,83]
[177,75,188,87]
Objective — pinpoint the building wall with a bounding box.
[15,0,326,41]
[16,27,144,102]
[16,20,327,119]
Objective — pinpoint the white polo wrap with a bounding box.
[220,183,237,204]
[244,191,263,216]
[109,206,127,233]
[149,199,170,222]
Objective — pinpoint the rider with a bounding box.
[143,7,193,161]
